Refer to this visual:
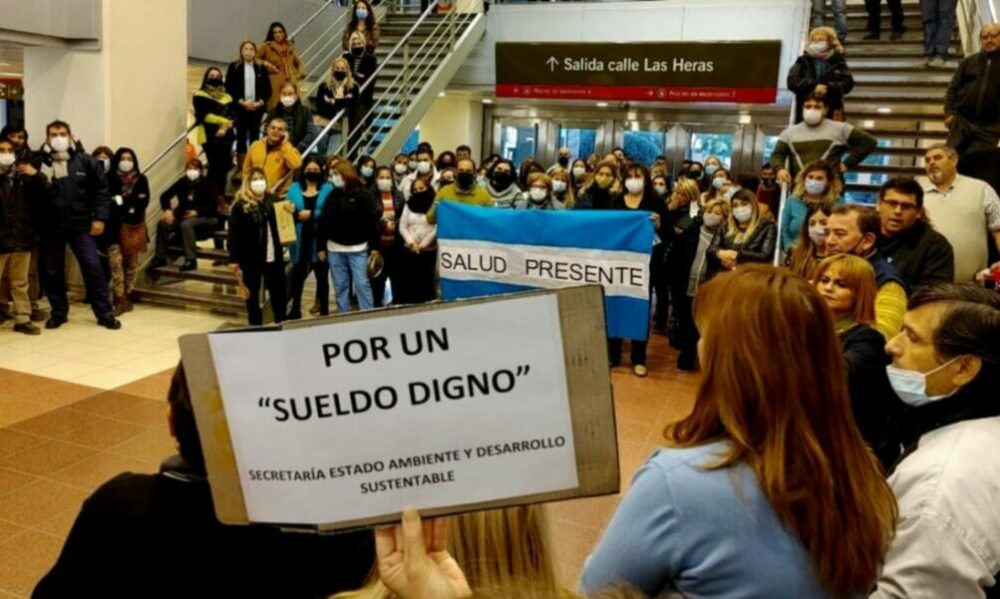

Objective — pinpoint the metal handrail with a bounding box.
[290,0,337,41]
[297,9,352,67]
[957,0,999,56]
[140,123,198,177]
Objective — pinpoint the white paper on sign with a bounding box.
[208,294,579,525]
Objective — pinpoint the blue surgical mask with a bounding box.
[726,186,740,200]
[705,165,718,177]
[355,8,368,20]
[886,357,961,407]
[804,179,827,196]
[360,165,374,178]
[712,177,727,190]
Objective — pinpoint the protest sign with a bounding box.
[179,286,618,531]
[437,203,654,340]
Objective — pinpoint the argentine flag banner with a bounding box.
[436,202,654,341]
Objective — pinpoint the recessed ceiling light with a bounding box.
[862,120,875,128]
[877,107,892,113]
[481,98,493,104]
[738,114,752,124]
[596,102,608,108]
[438,92,446,97]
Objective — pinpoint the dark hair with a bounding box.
[436,151,457,171]
[803,92,828,106]
[347,1,376,34]
[394,153,408,162]
[878,177,925,208]
[186,157,204,170]
[456,144,472,154]
[46,120,72,137]
[761,163,776,172]
[265,21,289,43]
[416,147,433,160]
[0,122,28,144]
[908,284,1000,388]
[357,154,376,169]
[488,159,516,180]
[265,115,288,130]
[298,154,326,184]
[111,147,140,173]
[831,204,880,238]
[417,141,433,155]
[200,67,223,89]
[518,158,544,189]
[168,364,206,473]
[91,146,114,159]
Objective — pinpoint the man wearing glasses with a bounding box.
[944,23,1000,155]
[876,177,955,289]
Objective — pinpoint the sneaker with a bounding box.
[14,322,41,336]
[45,316,67,329]
[862,31,879,40]
[929,57,946,68]
[97,317,122,330]
[179,259,198,272]
[633,364,648,377]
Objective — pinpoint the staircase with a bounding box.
[825,2,958,202]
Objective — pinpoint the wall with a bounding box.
[452,0,808,92]
[187,0,343,65]
[0,0,100,41]
[417,95,484,159]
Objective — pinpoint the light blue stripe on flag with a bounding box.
[436,202,654,341]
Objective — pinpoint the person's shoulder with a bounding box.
[83,472,161,516]
[842,322,884,346]
[645,442,732,478]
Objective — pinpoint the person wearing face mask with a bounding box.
[517,159,544,191]
[356,155,378,190]
[873,284,1000,598]
[228,167,286,326]
[91,147,113,175]
[436,151,458,174]
[780,160,844,253]
[1,123,41,169]
[668,198,729,371]
[391,153,411,188]
[651,173,671,202]
[483,159,521,209]
[707,190,777,279]
[257,22,303,111]
[825,204,908,339]
[755,164,781,217]
[0,138,48,335]
[313,57,360,158]
[226,41,271,175]
[342,31,377,148]
[267,82,315,152]
[429,157,492,222]
[102,148,149,315]
[574,160,622,210]
[343,0,380,52]
[700,166,732,207]
[875,177,955,289]
[513,173,563,210]
[286,156,332,319]
[703,155,723,180]
[684,161,708,193]
[242,116,303,199]
[547,147,572,175]
[812,254,901,470]
[569,159,589,197]
[786,203,833,279]
[371,166,406,307]
[788,27,854,124]
[942,23,1000,154]
[549,168,575,209]
[193,67,236,194]
[153,158,223,272]
[397,176,438,304]
[400,149,436,200]
[771,93,877,185]
[316,161,379,313]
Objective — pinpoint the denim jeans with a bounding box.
[920,0,957,58]
[811,0,848,40]
[328,249,373,312]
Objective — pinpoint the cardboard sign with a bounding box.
[179,286,618,531]
[273,201,297,246]
[495,41,781,103]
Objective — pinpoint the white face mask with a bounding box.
[808,41,830,54]
[49,136,70,152]
[552,180,567,194]
[804,179,827,196]
[100,159,110,172]
[703,213,723,228]
[186,169,201,181]
[417,161,432,174]
[732,205,753,223]
[803,108,824,126]
[654,184,668,196]
[625,178,644,194]
[280,95,297,108]
[572,166,586,178]
[0,153,15,167]
[330,174,345,188]
[360,166,374,178]
[408,160,417,171]
[376,179,392,192]
[886,357,961,407]
[808,225,828,246]
[250,179,268,195]
[394,163,408,175]
[529,188,547,202]
[118,160,134,173]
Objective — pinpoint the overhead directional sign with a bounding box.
[495,41,782,104]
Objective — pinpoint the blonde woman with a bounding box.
[787,26,854,123]
[706,189,776,278]
[257,21,303,111]
[574,160,622,210]
[779,160,843,253]
[313,57,360,157]
[549,167,576,208]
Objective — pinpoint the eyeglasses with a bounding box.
[881,199,919,212]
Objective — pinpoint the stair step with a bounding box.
[851,79,951,88]
[167,246,228,261]
[853,164,925,175]
[851,64,957,74]
[868,146,934,157]
[132,287,246,315]
[846,93,944,104]
[866,128,948,139]
[150,265,237,286]
[847,109,945,121]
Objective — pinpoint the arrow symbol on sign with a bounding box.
[546,56,559,71]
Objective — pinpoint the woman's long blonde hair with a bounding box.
[811,254,878,327]
[792,161,842,203]
[326,56,356,90]
[549,167,576,208]
[580,160,622,197]
[809,26,845,55]
[787,202,832,279]
[235,167,268,204]
[726,189,762,245]
[669,265,897,597]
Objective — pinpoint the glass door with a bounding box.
[492,118,543,167]
[555,120,605,165]
[614,121,667,166]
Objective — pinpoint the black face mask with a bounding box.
[333,71,347,81]
[492,172,513,191]
[305,172,323,183]
[351,47,364,57]
[557,156,569,167]
[761,177,776,187]
[409,190,434,213]
[689,170,703,180]
[206,78,223,88]
[456,171,475,189]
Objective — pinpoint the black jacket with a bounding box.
[225,61,272,110]
[159,176,221,219]
[664,209,703,293]
[706,220,777,278]
[787,53,854,121]
[574,186,618,210]
[946,50,1000,124]
[105,173,151,245]
[342,50,378,107]
[39,150,110,234]
[228,195,283,268]
[0,170,46,253]
[878,220,955,289]
[267,101,313,150]
[32,456,374,599]
[840,323,902,471]
[312,81,361,128]
[317,186,379,249]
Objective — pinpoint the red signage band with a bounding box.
[495,83,777,104]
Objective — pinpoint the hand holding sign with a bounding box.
[375,508,472,599]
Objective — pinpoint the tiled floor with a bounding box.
[0,302,698,597]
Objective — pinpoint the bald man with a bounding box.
[944,23,1000,155]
